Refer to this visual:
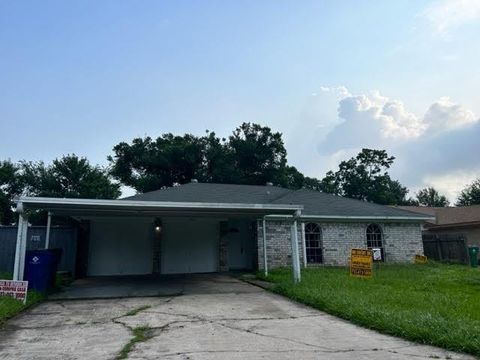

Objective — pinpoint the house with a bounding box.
[397,205,480,249]
[12,181,431,281]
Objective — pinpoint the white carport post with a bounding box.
[45,211,52,249]
[301,222,307,268]
[262,218,268,277]
[13,203,28,281]
[290,211,301,283]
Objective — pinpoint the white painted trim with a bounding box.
[17,196,302,212]
[264,214,434,221]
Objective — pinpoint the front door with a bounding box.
[227,220,255,270]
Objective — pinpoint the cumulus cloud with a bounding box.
[422,0,480,36]
[423,96,476,133]
[298,86,480,202]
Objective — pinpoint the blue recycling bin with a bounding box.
[24,249,61,293]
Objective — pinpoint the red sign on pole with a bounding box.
[0,280,28,304]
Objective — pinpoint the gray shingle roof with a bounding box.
[270,189,428,218]
[124,182,429,220]
[123,183,291,204]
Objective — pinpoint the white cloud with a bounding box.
[423,169,480,202]
[423,96,476,133]
[423,0,480,36]
[291,86,480,202]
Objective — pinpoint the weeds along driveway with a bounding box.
[0,275,474,360]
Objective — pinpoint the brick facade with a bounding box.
[257,220,423,269]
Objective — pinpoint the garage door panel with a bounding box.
[88,218,154,276]
[161,219,219,274]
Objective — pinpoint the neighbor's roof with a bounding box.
[124,182,431,221]
[397,205,480,228]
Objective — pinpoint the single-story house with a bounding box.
[12,181,432,281]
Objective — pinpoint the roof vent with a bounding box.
[190,179,198,183]
[266,182,273,186]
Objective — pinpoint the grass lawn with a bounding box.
[258,262,480,357]
[0,272,45,326]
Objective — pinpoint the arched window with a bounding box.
[305,223,322,264]
[366,224,384,261]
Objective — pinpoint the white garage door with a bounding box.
[161,218,219,274]
[88,218,154,276]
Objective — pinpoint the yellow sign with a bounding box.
[350,248,373,278]
[415,254,427,264]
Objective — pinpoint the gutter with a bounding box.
[264,214,435,221]
[16,196,303,213]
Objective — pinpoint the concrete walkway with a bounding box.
[0,274,474,359]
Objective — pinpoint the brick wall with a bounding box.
[257,220,303,270]
[257,220,423,269]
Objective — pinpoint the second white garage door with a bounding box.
[161,218,219,274]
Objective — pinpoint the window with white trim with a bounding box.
[305,223,322,264]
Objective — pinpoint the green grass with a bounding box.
[258,263,480,356]
[117,326,153,359]
[0,271,46,326]
[124,305,151,317]
[0,291,45,326]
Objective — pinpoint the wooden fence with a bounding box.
[422,233,468,263]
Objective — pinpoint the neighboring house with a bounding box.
[12,181,431,280]
[397,206,480,247]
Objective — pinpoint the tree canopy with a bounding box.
[456,179,480,206]
[0,155,120,224]
[0,160,22,225]
[108,122,319,192]
[319,149,410,205]
[415,187,449,207]
[21,155,121,199]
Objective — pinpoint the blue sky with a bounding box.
[1,0,479,200]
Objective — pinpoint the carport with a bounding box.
[13,197,303,283]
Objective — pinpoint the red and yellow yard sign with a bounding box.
[350,248,373,278]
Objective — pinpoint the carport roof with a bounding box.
[16,196,302,217]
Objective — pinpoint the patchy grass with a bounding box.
[124,305,151,317]
[117,326,153,359]
[0,291,45,326]
[258,263,480,357]
[0,272,12,280]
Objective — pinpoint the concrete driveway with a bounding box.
[0,274,473,360]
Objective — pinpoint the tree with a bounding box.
[456,179,480,206]
[226,123,287,186]
[416,187,449,207]
[320,149,410,205]
[21,155,121,199]
[0,160,22,225]
[108,123,291,191]
[108,134,205,193]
